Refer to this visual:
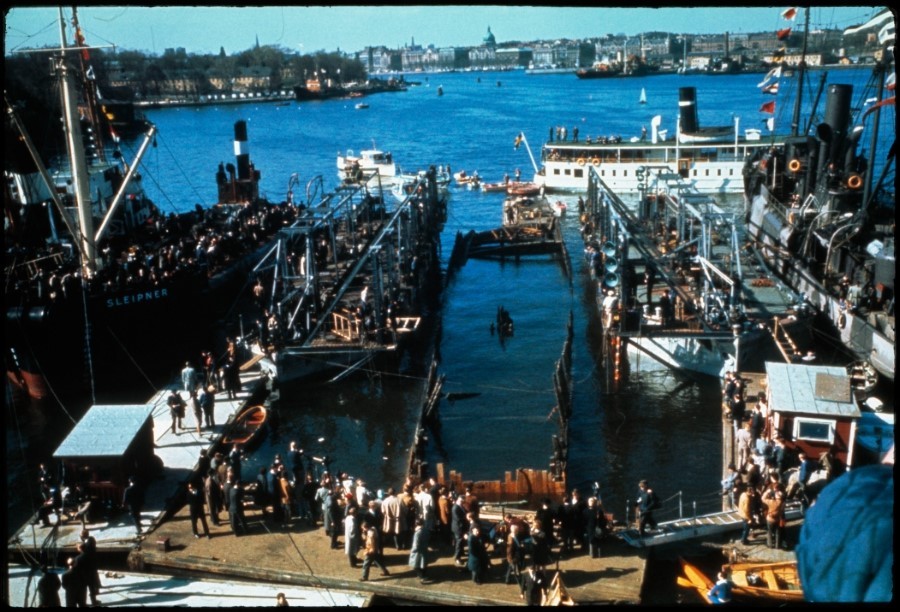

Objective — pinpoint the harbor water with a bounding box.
[7,68,889,537]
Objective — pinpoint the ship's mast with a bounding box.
[57,7,97,278]
[790,8,811,137]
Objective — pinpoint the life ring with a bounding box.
[591,158,600,166]
[788,159,802,172]
[846,173,862,189]
[577,158,586,166]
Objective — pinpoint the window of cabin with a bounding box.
[793,417,835,444]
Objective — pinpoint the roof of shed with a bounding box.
[764,362,861,419]
[53,404,154,458]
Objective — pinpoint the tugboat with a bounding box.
[743,8,895,383]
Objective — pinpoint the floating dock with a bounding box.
[251,168,446,385]
[582,165,810,384]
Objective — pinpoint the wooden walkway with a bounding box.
[619,500,802,549]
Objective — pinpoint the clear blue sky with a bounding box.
[4,5,887,57]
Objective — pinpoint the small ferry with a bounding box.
[337,146,398,185]
[527,87,781,194]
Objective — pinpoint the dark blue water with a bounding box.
[9,68,890,534]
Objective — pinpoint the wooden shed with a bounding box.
[764,362,861,467]
[53,404,157,508]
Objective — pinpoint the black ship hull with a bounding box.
[743,81,895,382]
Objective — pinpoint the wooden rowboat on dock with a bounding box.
[678,557,804,604]
[728,560,804,603]
[222,404,267,450]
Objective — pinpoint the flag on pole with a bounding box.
[776,28,792,41]
[781,7,797,21]
[760,100,776,114]
[514,133,523,150]
[757,66,782,88]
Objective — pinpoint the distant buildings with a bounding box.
[102,14,892,100]
[351,22,886,74]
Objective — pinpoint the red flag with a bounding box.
[781,7,797,21]
[760,100,776,114]
[777,28,792,41]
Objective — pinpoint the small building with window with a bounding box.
[764,362,861,467]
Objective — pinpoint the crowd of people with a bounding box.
[39,528,102,607]
[720,372,845,551]
[173,440,625,602]
[10,197,298,308]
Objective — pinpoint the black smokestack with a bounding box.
[679,87,699,134]
[234,120,250,181]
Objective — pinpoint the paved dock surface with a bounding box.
[6,563,368,607]
[137,506,646,605]
[8,368,267,558]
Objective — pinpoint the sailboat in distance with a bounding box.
[639,87,647,105]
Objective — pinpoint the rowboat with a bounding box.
[453,170,480,188]
[676,557,714,604]
[222,404,268,449]
[480,181,509,193]
[506,181,542,196]
[728,560,804,603]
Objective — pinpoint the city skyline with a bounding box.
[4,5,886,57]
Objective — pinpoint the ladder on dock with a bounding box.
[766,317,802,363]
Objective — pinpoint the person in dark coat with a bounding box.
[521,564,549,606]
[530,520,552,568]
[78,529,101,605]
[635,479,660,536]
[228,479,249,536]
[558,499,577,556]
[204,468,223,526]
[122,478,143,535]
[37,565,61,607]
[466,525,490,584]
[450,494,469,566]
[582,497,606,558]
[327,489,343,549]
[61,556,86,608]
[187,481,210,538]
[535,499,556,549]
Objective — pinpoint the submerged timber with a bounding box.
[252,168,446,384]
